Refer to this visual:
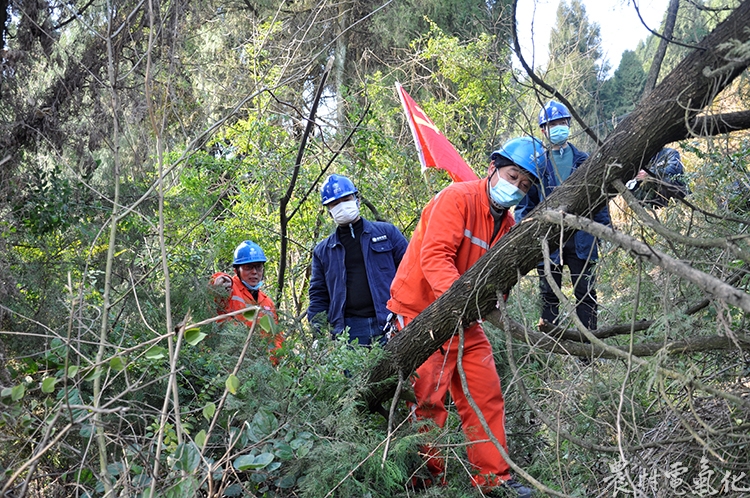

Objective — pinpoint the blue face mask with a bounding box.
[489,175,525,208]
[242,279,264,291]
[548,125,570,145]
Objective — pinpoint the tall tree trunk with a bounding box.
[365,0,750,411]
[0,0,7,97]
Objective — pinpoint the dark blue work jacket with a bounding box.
[307,218,408,335]
[514,143,611,263]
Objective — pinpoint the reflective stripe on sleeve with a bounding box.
[464,229,489,250]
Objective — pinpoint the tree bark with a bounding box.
[365,1,750,411]
[691,110,750,137]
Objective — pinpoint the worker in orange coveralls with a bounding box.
[209,240,283,365]
[387,137,545,498]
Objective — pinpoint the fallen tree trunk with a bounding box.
[365,1,750,411]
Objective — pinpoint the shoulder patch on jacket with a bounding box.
[371,234,388,243]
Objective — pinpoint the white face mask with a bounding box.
[329,199,360,225]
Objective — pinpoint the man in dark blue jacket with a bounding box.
[308,174,409,345]
[627,147,689,208]
[515,100,610,331]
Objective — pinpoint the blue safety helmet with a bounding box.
[233,240,267,266]
[538,100,572,127]
[490,137,545,182]
[320,174,358,206]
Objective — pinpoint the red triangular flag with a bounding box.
[396,82,478,183]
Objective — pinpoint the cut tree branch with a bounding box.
[537,210,750,313]
[494,312,750,358]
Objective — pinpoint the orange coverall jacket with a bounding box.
[210,272,284,362]
[387,177,514,318]
[387,177,516,486]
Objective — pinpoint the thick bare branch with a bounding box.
[642,0,681,97]
[537,210,750,313]
[496,312,750,358]
[634,0,702,52]
[691,110,750,136]
[277,56,334,300]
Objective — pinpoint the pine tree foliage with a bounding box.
[598,50,647,130]
[543,0,606,122]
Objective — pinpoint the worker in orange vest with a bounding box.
[388,137,545,498]
[210,240,283,364]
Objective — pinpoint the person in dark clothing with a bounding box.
[307,174,408,345]
[626,147,689,208]
[515,100,611,331]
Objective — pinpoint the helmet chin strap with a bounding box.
[489,196,506,213]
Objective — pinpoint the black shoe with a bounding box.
[506,479,532,497]
[485,479,532,498]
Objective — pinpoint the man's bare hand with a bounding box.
[210,275,232,295]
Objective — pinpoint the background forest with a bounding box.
[1,0,750,496]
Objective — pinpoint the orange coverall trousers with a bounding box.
[399,315,510,485]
